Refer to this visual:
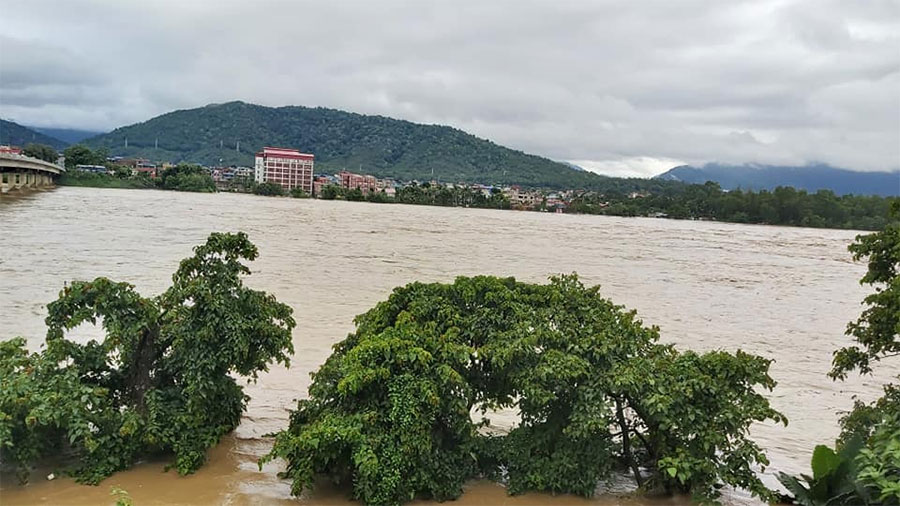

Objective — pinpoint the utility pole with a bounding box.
[125,137,128,148]
[155,138,158,149]
[236,141,240,152]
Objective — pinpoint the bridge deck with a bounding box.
[0,153,65,175]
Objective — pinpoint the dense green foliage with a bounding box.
[394,183,509,208]
[313,182,510,209]
[83,101,604,189]
[252,182,285,196]
[571,182,898,230]
[62,144,109,169]
[264,275,785,505]
[0,119,68,150]
[312,179,893,230]
[0,233,294,484]
[158,163,216,192]
[832,201,900,377]
[21,143,59,163]
[57,150,216,193]
[58,171,157,189]
[289,187,310,198]
[777,441,871,506]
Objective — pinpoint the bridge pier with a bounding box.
[0,153,64,194]
[1,169,57,194]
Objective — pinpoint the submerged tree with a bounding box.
[0,232,295,484]
[264,275,786,505]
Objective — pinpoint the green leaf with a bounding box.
[810,445,841,480]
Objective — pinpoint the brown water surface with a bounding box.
[0,187,894,505]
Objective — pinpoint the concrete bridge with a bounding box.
[0,153,65,193]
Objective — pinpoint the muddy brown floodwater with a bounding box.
[0,187,895,505]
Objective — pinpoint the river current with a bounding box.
[0,186,894,505]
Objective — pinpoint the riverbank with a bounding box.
[57,174,895,231]
[58,171,156,189]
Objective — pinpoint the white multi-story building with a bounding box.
[254,146,314,193]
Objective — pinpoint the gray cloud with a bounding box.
[1,0,898,176]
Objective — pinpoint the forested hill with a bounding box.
[655,163,900,197]
[0,119,68,150]
[83,101,603,188]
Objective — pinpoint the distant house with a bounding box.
[503,186,543,208]
[135,165,158,178]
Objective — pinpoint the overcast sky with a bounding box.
[1,0,898,176]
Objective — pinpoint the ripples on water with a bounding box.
[0,187,895,505]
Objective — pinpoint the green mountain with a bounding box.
[83,101,604,188]
[0,119,69,150]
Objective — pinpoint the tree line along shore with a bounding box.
[15,141,900,231]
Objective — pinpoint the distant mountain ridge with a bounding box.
[0,119,68,150]
[655,163,900,197]
[30,126,105,144]
[83,101,606,189]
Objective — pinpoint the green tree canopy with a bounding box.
[831,201,900,379]
[252,181,285,196]
[159,163,216,192]
[0,232,294,484]
[264,275,785,505]
[62,144,107,169]
[21,143,59,163]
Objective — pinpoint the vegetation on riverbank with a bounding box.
[317,182,511,209]
[54,144,215,192]
[0,233,294,484]
[263,274,787,505]
[274,180,897,231]
[58,171,157,189]
[570,182,898,231]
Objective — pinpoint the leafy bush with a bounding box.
[344,188,364,201]
[253,182,285,196]
[59,171,156,189]
[264,275,785,505]
[289,187,310,198]
[159,163,216,192]
[22,143,59,163]
[0,232,294,484]
[777,441,870,506]
[856,411,900,503]
[318,184,341,200]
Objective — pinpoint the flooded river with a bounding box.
[0,186,894,505]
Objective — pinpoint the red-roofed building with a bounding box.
[254,146,314,193]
